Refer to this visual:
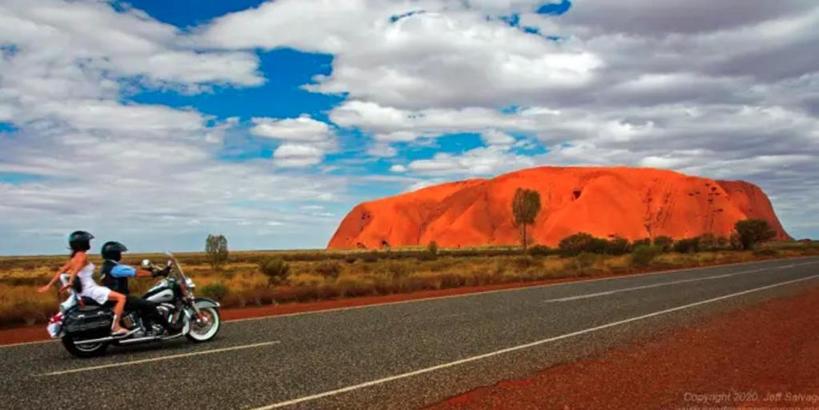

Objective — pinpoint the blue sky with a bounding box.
[1,0,817,254]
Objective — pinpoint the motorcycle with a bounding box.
[47,252,222,357]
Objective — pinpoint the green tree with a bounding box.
[512,188,542,251]
[427,241,439,258]
[734,219,776,250]
[205,234,229,270]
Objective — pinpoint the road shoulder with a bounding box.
[430,283,819,409]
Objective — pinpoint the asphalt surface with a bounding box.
[2,257,818,409]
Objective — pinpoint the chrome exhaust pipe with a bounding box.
[160,332,185,341]
[118,335,160,344]
[74,336,114,345]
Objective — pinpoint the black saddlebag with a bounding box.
[63,305,113,334]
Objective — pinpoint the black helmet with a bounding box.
[68,231,94,254]
[101,241,128,261]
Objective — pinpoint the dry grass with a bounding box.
[1,242,817,328]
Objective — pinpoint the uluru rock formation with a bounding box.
[328,166,790,249]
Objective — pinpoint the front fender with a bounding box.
[193,297,220,310]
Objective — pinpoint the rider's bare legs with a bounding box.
[108,291,127,333]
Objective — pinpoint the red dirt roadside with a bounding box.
[430,285,819,410]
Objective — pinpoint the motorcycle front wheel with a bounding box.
[186,307,221,343]
[62,336,109,358]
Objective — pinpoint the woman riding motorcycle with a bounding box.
[38,231,132,336]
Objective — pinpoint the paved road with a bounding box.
[2,257,818,409]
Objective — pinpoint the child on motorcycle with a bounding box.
[99,241,170,335]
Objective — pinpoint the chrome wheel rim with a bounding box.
[189,308,219,340]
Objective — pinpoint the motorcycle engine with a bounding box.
[122,312,138,329]
[156,303,173,320]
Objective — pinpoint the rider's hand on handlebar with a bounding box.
[152,266,171,277]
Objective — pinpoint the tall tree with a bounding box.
[512,188,541,250]
[205,234,229,270]
[734,219,776,250]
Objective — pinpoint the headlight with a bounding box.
[185,277,196,289]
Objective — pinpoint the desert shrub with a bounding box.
[605,255,633,273]
[0,285,56,326]
[224,286,273,307]
[631,238,651,248]
[381,260,412,279]
[288,273,325,288]
[673,237,701,253]
[752,248,779,257]
[205,234,229,270]
[425,258,458,272]
[18,299,53,325]
[272,286,321,303]
[632,245,661,267]
[512,255,539,270]
[315,260,342,280]
[698,234,721,251]
[716,236,729,249]
[729,233,743,250]
[735,219,777,250]
[438,273,467,289]
[605,237,631,255]
[200,282,228,301]
[396,276,430,293]
[559,233,607,256]
[527,245,552,257]
[416,253,437,261]
[359,252,380,263]
[336,277,376,298]
[653,236,674,252]
[573,252,598,275]
[259,257,290,285]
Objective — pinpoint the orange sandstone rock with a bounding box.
[327,166,790,249]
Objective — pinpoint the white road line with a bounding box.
[252,274,819,409]
[545,274,737,302]
[225,257,819,324]
[543,262,811,302]
[0,339,58,349]
[38,341,280,377]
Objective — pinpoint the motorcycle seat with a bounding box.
[76,304,104,313]
[80,298,115,309]
[81,297,102,306]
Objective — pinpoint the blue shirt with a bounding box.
[109,263,136,278]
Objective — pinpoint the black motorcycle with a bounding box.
[47,252,221,357]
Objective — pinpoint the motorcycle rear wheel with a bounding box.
[62,336,109,358]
